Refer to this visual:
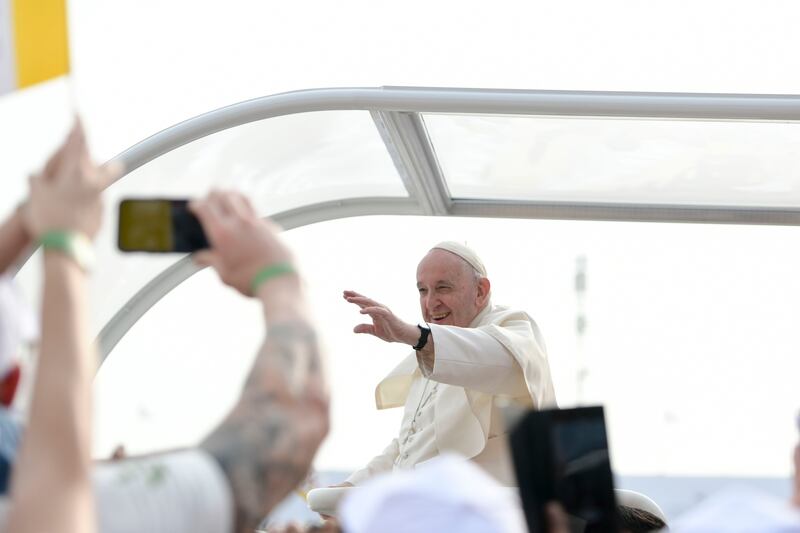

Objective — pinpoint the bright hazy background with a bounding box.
[1,0,799,479]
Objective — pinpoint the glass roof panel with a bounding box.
[115,110,405,215]
[425,113,800,207]
[14,110,406,334]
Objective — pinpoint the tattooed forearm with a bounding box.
[202,319,329,533]
[244,322,322,396]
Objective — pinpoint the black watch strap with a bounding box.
[412,324,431,351]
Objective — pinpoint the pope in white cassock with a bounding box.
[341,241,557,486]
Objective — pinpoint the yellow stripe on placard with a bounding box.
[11,0,69,89]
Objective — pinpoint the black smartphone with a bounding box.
[510,405,619,533]
[117,199,209,253]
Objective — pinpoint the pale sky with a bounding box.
[1,0,799,479]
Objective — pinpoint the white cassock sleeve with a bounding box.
[94,448,235,533]
[424,323,530,397]
[345,438,399,486]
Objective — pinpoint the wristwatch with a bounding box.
[412,324,431,351]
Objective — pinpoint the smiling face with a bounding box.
[416,249,491,328]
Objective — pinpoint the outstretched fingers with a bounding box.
[345,290,401,342]
[342,289,363,301]
[354,306,394,340]
[344,294,384,311]
[353,323,376,335]
[359,306,390,319]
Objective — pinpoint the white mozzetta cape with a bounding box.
[374,303,557,464]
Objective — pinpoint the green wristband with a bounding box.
[39,230,94,272]
[251,262,296,294]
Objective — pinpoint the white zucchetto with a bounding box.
[431,241,487,277]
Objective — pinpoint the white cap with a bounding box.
[671,485,800,533]
[431,241,487,278]
[339,454,526,533]
[0,275,37,378]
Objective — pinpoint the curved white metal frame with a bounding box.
[97,86,800,362]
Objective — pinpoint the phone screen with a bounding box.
[510,406,619,533]
[118,199,209,253]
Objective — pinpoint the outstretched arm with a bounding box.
[7,122,117,533]
[343,290,529,396]
[193,192,329,533]
[343,289,436,362]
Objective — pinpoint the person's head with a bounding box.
[416,241,491,328]
[617,505,668,532]
[582,505,667,533]
[340,454,527,533]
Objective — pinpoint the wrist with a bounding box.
[39,230,94,272]
[255,271,304,318]
[43,249,88,280]
[251,262,296,296]
[411,324,431,350]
